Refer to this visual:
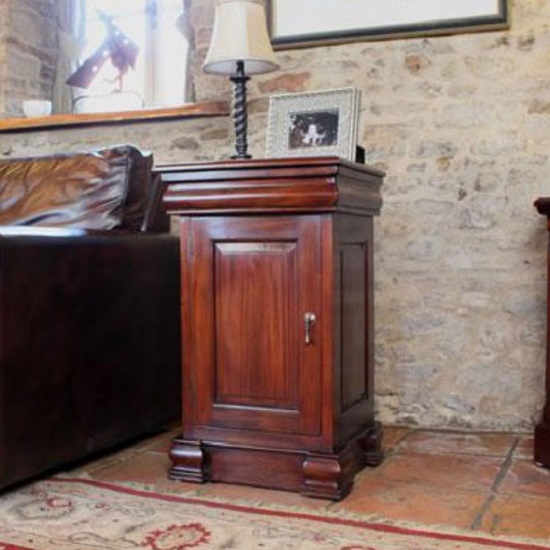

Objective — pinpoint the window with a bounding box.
[73,0,188,113]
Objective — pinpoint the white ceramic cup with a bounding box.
[22,100,53,117]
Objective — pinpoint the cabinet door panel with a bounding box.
[215,241,298,409]
[187,216,321,438]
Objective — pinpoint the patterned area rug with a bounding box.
[0,478,548,550]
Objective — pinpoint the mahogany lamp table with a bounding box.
[158,156,384,500]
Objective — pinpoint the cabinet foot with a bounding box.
[169,437,210,483]
[359,421,384,467]
[301,450,355,500]
[535,419,550,468]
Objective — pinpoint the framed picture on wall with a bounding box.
[266,88,361,160]
[267,0,508,49]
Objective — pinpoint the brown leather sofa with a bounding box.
[0,145,181,491]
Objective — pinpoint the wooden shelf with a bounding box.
[0,101,229,133]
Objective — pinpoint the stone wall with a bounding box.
[1,0,550,431]
[188,0,550,432]
[2,0,58,116]
[0,0,8,114]
[0,115,230,163]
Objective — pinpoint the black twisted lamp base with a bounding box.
[230,60,251,159]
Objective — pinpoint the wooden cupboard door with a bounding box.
[184,216,322,438]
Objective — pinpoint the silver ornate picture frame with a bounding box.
[266,88,360,160]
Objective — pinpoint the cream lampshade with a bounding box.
[203,0,279,158]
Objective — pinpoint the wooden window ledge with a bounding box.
[0,101,229,133]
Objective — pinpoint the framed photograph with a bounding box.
[267,0,508,49]
[266,88,360,160]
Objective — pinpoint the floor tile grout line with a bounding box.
[380,427,416,459]
[469,436,519,531]
[490,437,519,492]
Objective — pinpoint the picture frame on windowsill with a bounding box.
[267,0,508,49]
[266,88,361,161]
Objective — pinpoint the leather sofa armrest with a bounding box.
[0,231,181,488]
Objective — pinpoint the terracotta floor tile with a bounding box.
[514,435,535,460]
[499,459,550,497]
[376,451,504,491]
[67,427,180,476]
[398,430,517,457]
[143,433,178,455]
[85,450,203,494]
[132,426,180,452]
[334,476,488,530]
[88,450,171,483]
[478,492,550,539]
[67,445,144,475]
[382,425,412,453]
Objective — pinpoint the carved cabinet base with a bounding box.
[160,157,384,500]
[170,422,383,500]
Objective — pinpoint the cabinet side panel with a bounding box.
[214,242,298,409]
[334,214,375,446]
[340,243,367,409]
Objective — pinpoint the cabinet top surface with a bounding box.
[158,156,383,217]
[154,156,385,179]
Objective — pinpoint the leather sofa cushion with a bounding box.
[121,146,154,231]
[0,145,152,230]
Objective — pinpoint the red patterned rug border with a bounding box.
[51,477,550,550]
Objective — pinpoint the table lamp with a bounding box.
[203,0,279,159]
